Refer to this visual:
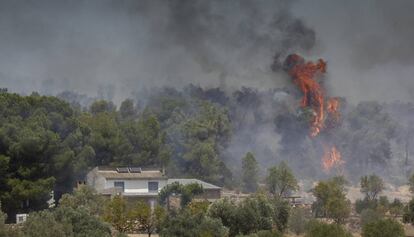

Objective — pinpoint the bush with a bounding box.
[22,211,67,237]
[0,205,22,237]
[403,197,414,224]
[362,219,404,237]
[389,199,404,217]
[54,206,111,237]
[22,207,111,237]
[159,209,228,237]
[360,209,383,226]
[288,207,311,235]
[355,198,377,214]
[305,220,352,237]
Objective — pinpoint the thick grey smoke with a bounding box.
[293,0,414,103]
[0,0,315,102]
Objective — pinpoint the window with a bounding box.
[114,181,125,192]
[148,182,159,192]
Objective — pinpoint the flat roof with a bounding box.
[168,178,221,190]
[96,168,167,180]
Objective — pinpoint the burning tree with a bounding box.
[276,53,344,172]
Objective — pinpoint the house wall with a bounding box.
[105,179,167,193]
[86,168,106,193]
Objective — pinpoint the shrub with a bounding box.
[403,197,414,224]
[362,219,404,237]
[22,211,67,237]
[355,197,377,214]
[360,209,383,226]
[288,207,311,235]
[305,220,352,237]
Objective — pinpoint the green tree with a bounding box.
[271,197,290,233]
[53,206,111,237]
[119,99,137,120]
[22,211,67,237]
[128,201,165,237]
[312,177,351,223]
[360,174,384,201]
[120,115,171,167]
[0,93,88,219]
[159,209,228,237]
[207,198,239,237]
[355,197,378,214]
[305,220,352,237]
[103,195,129,233]
[59,185,105,216]
[159,182,203,208]
[265,162,298,198]
[241,152,259,193]
[362,219,404,237]
[90,100,115,115]
[237,195,273,235]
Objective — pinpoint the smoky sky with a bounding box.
[0,0,315,102]
[1,0,413,103]
[293,0,414,103]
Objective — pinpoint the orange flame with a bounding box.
[285,54,326,137]
[327,97,340,126]
[322,145,344,172]
[283,54,343,172]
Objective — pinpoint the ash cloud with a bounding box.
[0,0,315,102]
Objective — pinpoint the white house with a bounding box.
[86,167,222,203]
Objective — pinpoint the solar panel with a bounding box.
[129,167,142,173]
[116,167,129,173]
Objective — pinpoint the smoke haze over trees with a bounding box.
[1,0,414,220]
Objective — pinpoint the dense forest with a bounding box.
[0,85,414,219]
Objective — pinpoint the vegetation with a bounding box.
[206,195,289,237]
[241,152,259,193]
[22,206,111,237]
[360,175,384,201]
[0,88,413,236]
[311,177,351,223]
[360,209,383,226]
[305,220,352,237]
[265,162,298,198]
[403,197,414,225]
[158,182,204,208]
[128,201,165,237]
[288,207,311,235]
[362,219,405,237]
[159,209,228,237]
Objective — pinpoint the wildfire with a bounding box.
[284,54,326,137]
[327,97,340,125]
[322,145,343,172]
[281,54,344,172]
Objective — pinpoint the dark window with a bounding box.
[148,182,159,192]
[114,181,125,192]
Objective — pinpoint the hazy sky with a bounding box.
[293,0,414,103]
[1,0,413,103]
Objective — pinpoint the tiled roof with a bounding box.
[168,178,221,190]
